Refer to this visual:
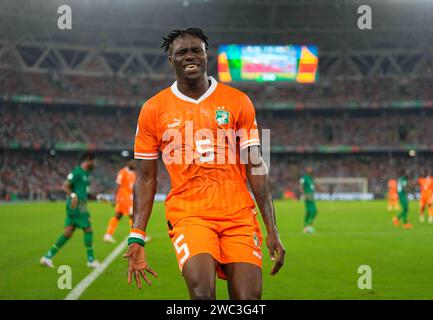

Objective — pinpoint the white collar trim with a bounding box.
[170,76,218,104]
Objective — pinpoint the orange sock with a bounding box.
[106,217,119,235]
[428,206,433,217]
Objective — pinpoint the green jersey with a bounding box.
[300,174,315,201]
[397,176,408,197]
[66,166,90,215]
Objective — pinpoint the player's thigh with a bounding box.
[182,253,219,300]
[63,224,76,237]
[223,262,262,300]
[219,210,263,278]
[168,219,221,299]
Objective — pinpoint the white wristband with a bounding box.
[70,193,77,198]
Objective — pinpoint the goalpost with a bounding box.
[315,177,369,194]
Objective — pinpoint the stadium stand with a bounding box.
[1,0,432,202]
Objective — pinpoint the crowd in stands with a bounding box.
[0,104,138,148]
[1,70,433,107]
[0,151,171,201]
[2,103,432,149]
[1,151,431,201]
[261,113,433,146]
[2,70,433,201]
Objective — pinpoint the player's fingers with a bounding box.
[134,270,142,289]
[270,247,286,275]
[145,266,158,278]
[278,247,286,264]
[127,270,132,284]
[140,269,152,286]
[123,251,131,259]
[270,259,283,276]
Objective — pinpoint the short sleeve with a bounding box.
[237,93,260,151]
[134,101,160,160]
[67,169,77,185]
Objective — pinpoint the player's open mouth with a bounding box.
[184,64,199,71]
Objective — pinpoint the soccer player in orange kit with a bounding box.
[104,160,143,243]
[418,170,433,223]
[123,28,285,299]
[387,178,400,212]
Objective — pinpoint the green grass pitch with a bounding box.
[1,200,432,300]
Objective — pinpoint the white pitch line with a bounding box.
[64,237,128,300]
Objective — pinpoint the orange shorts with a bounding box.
[420,195,433,208]
[388,197,398,205]
[167,208,263,280]
[115,201,132,216]
[388,193,398,202]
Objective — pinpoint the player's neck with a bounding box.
[176,75,210,100]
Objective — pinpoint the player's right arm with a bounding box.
[123,100,160,289]
[123,159,158,289]
[63,172,78,209]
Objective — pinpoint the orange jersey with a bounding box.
[388,179,398,197]
[134,76,260,226]
[116,166,136,205]
[418,176,433,198]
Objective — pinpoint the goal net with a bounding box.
[315,177,369,193]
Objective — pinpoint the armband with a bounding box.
[128,228,146,247]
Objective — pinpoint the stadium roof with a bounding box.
[1,0,432,49]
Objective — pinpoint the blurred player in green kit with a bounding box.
[393,169,413,229]
[300,166,318,234]
[40,152,100,268]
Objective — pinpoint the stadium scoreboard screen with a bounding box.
[217,44,319,83]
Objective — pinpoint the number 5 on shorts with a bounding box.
[174,234,190,266]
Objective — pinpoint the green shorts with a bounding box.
[65,212,91,229]
[305,200,317,215]
[65,200,91,229]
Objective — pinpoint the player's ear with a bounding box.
[168,55,174,70]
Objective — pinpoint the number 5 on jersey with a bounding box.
[195,139,214,163]
[174,234,190,268]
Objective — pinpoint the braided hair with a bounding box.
[161,27,209,53]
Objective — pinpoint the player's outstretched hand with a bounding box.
[266,233,286,276]
[123,243,158,289]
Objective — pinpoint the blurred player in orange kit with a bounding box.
[387,178,400,212]
[104,160,150,243]
[418,170,433,223]
[123,28,285,300]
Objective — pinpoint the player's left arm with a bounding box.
[245,145,286,276]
